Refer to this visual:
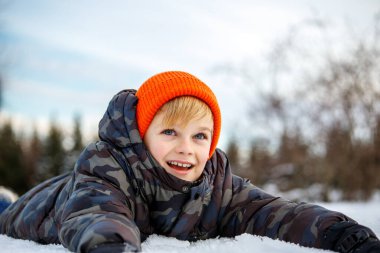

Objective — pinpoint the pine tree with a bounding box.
[274,129,310,190]
[40,121,65,180]
[64,114,84,173]
[0,121,28,194]
[226,138,240,174]
[23,128,42,188]
[72,114,84,152]
[324,124,357,200]
[247,140,272,186]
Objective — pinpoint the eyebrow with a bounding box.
[198,127,213,134]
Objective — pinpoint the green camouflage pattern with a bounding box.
[0,90,354,252]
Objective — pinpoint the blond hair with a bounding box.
[157,96,213,130]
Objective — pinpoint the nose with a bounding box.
[175,137,194,155]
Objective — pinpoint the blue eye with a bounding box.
[162,129,175,136]
[194,133,207,140]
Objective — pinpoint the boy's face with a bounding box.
[144,111,213,182]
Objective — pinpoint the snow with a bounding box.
[0,187,19,202]
[1,201,379,253]
[0,233,331,253]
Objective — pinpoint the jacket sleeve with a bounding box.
[57,143,141,253]
[220,173,355,249]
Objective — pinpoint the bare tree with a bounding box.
[223,13,380,201]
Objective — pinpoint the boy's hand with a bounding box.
[325,221,380,253]
[350,237,380,253]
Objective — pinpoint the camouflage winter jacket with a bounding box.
[0,90,359,253]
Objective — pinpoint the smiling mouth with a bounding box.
[167,161,194,170]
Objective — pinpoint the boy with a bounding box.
[0,71,379,253]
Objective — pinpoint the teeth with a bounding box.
[168,161,192,168]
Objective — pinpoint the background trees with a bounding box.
[228,15,380,201]
[0,121,28,194]
[0,116,84,194]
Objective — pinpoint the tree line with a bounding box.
[0,116,87,195]
[226,118,380,201]
[1,109,379,201]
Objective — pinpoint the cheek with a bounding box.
[148,141,168,162]
[198,145,211,164]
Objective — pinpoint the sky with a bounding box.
[0,0,379,149]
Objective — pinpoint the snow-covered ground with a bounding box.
[1,200,379,253]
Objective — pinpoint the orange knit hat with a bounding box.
[136,71,221,158]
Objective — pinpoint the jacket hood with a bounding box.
[99,89,142,148]
[98,89,222,193]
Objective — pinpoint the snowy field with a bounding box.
[1,201,379,253]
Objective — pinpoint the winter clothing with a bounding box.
[0,89,379,253]
[136,71,221,157]
[323,221,380,253]
[0,199,11,214]
[0,187,17,214]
